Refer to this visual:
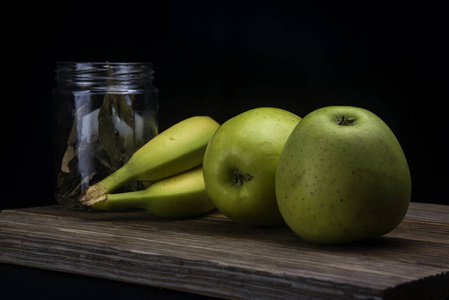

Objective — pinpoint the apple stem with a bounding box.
[232,169,254,186]
[336,115,356,126]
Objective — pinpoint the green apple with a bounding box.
[203,107,301,227]
[276,106,411,244]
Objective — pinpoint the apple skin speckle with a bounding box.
[203,107,302,227]
[276,106,412,244]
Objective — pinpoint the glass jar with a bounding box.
[52,62,158,209]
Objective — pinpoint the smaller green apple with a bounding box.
[276,106,411,244]
[203,107,301,227]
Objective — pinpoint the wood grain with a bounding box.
[0,202,448,299]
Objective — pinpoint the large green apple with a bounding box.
[203,107,301,227]
[276,106,411,244]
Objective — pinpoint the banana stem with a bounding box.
[99,164,134,193]
[91,190,148,211]
[79,164,134,207]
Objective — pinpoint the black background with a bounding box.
[2,1,448,298]
[6,1,449,209]
[8,0,447,208]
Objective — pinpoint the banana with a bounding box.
[79,116,220,207]
[88,166,215,219]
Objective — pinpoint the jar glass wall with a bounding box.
[52,62,158,209]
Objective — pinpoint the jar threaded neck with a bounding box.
[55,62,154,93]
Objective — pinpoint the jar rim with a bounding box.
[56,61,153,66]
[55,61,154,74]
[55,61,155,90]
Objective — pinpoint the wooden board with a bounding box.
[0,202,448,300]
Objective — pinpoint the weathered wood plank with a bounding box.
[0,202,448,300]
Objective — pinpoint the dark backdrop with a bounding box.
[5,0,447,211]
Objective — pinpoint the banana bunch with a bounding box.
[79,116,220,219]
